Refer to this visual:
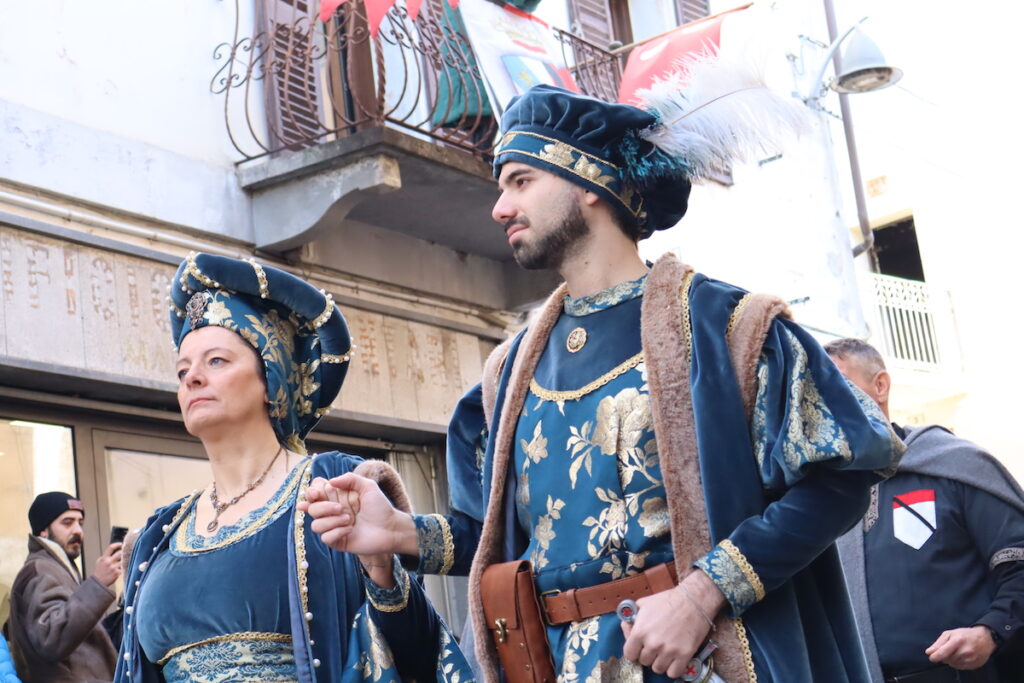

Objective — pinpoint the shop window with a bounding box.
[0,419,76,627]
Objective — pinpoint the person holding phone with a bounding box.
[112,253,470,683]
[5,492,122,682]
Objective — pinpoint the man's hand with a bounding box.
[621,570,726,678]
[93,543,123,587]
[298,473,419,557]
[925,626,997,670]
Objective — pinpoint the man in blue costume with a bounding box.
[829,338,1024,683]
[306,81,904,682]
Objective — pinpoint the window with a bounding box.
[0,419,76,627]
[873,216,925,281]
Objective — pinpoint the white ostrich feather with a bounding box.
[634,50,809,181]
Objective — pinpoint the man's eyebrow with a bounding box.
[499,168,531,189]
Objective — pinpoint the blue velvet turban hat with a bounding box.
[493,84,691,235]
[169,252,352,452]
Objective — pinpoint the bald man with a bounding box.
[827,339,1024,683]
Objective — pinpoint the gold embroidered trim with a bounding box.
[501,150,640,217]
[430,513,456,575]
[168,298,186,320]
[497,131,622,171]
[308,293,335,330]
[168,490,201,533]
[248,258,269,299]
[733,617,758,682]
[174,460,309,554]
[726,293,753,340]
[720,539,766,602]
[157,631,291,665]
[294,462,314,622]
[529,352,645,402]
[680,273,695,365]
[183,252,219,290]
[366,561,411,613]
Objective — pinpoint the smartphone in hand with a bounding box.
[109,525,129,545]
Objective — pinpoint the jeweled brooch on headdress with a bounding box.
[185,291,209,328]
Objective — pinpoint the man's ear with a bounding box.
[581,189,601,207]
[38,527,49,539]
[874,370,892,405]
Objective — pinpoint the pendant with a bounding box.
[206,518,219,532]
[566,327,587,353]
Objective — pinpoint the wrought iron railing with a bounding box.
[212,0,497,161]
[553,28,622,103]
[861,273,960,373]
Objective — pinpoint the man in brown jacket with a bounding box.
[6,492,122,682]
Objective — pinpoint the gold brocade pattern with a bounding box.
[562,274,647,316]
[174,460,309,555]
[354,611,396,681]
[720,539,766,602]
[529,352,644,403]
[531,495,565,570]
[157,631,291,666]
[780,330,854,471]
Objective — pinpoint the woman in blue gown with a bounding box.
[114,252,471,683]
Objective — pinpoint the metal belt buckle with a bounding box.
[539,589,561,625]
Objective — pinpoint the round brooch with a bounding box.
[566,327,587,353]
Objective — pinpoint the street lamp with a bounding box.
[804,16,903,103]
[804,4,902,262]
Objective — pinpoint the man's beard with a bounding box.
[60,535,83,560]
[509,199,589,271]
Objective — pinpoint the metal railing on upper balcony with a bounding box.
[212,0,498,161]
[861,273,961,374]
[211,0,625,163]
[553,28,623,104]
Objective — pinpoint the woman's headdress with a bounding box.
[169,252,353,453]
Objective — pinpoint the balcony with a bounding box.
[860,273,963,403]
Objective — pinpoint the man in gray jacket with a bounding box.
[6,492,122,682]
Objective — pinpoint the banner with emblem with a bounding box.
[458,0,578,115]
[892,489,937,550]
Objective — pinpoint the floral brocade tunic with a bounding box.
[514,276,671,681]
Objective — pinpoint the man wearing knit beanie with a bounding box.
[5,492,122,682]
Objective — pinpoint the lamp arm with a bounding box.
[803,16,868,102]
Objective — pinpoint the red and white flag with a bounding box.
[892,489,937,550]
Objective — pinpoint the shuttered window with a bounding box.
[675,0,710,24]
[567,0,615,48]
[257,0,324,149]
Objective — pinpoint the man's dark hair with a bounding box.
[823,338,887,374]
[612,209,647,243]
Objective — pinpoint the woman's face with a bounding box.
[175,326,268,438]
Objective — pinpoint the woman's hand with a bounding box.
[299,473,419,557]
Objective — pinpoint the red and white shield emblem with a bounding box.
[892,489,937,549]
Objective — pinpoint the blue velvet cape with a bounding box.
[114,452,471,683]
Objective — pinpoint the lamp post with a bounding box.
[804,0,902,266]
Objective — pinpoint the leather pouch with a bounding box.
[480,560,556,683]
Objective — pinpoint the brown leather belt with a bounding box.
[541,562,678,625]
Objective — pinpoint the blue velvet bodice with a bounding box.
[135,462,303,681]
